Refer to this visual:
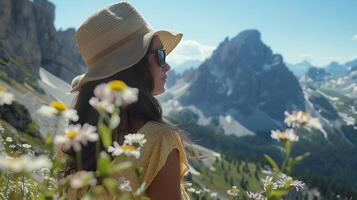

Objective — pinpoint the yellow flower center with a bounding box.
[108,80,127,91]
[0,86,6,92]
[50,101,67,112]
[276,132,287,139]
[66,130,77,139]
[297,111,309,122]
[121,144,136,151]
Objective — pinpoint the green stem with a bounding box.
[21,176,25,199]
[53,116,60,136]
[281,142,294,174]
[96,116,104,159]
[3,173,10,198]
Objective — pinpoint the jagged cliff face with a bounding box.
[179,30,305,123]
[0,0,85,82]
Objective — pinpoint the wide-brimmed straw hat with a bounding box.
[70,2,182,93]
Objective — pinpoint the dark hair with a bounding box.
[61,49,165,176]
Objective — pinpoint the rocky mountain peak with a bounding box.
[231,29,262,44]
[179,30,305,132]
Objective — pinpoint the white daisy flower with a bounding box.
[89,97,115,113]
[124,133,147,149]
[262,176,274,191]
[120,87,139,105]
[246,191,266,200]
[195,189,202,195]
[227,185,239,197]
[284,110,310,128]
[107,141,141,158]
[184,182,192,187]
[0,86,14,106]
[70,170,97,189]
[210,192,217,198]
[9,144,16,149]
[275,173,305,192]
[0,155,52,173]
[290,180,305,192]
[187,187,196,193]
[93,80,139,107]
[0,124,4,133]
[37,101,78,122]
[117,177,132,192]
[79,123,99,145]
[54,123,98,152]
[5,137,13,142]
[271,129,299,142]
[21,144,31,148]
[107,141,124,156]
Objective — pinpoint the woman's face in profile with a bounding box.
[148,35,170,96]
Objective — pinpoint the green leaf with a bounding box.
[98,122,112,148]
[268,188,289,200]
[109,114,120,129]
[291,152,311,165]
[97,152,111,176]
[264,154,280,171]
[102,178,118,193]
[283,140,292,155]
[108,161,132,175]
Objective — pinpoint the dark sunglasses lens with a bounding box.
[157,49,166,66]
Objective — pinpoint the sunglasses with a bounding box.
[149,48,166,67]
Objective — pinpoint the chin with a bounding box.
[152,88,165,96]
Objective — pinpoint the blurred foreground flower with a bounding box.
[284,110,312,127]
[0,86,14,106]
[227,185,239,197]
[124,133,147,149]
[54,123,98,152]
[275,173,305,192]
[38,101,78,122]
[117,176,132,192]
[284,110,322,131]
[271,129,299,142]
[210,192,217,198]
[92,80,138,107]
[0,155,51,173]
[246,191,266,200]
[70,170,97,189]
[107,141,141,158]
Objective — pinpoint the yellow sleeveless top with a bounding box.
[63,121,190,200]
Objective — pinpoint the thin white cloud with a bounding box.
[353,35,357,40]
[167,40,215,65]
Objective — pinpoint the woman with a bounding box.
[59,2,190,200]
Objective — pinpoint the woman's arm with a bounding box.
[146,149,181,200]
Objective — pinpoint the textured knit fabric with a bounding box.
[60,121,190,200]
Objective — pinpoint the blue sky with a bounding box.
[51,0,357,69]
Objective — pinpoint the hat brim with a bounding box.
[70,30,182,93]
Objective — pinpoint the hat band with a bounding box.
[86,27,150,65]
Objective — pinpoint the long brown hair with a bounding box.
[61,48,164,176]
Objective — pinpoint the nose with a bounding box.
[163,62,170,72]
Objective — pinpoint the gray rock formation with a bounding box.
[179,30,305,130]
[306,67,330,81]
[0,0,86,82]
